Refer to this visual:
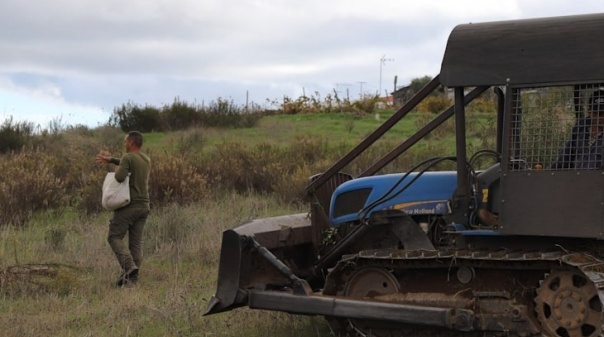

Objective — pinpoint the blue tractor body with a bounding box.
[329,172,457,226]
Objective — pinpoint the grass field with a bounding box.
[0,109,497,336]
[144,111,430,147]
[0,193,331,337]
[144,110,496,160]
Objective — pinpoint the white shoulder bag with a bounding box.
[102,172,131,210]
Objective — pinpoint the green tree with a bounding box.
[409,75,434,95]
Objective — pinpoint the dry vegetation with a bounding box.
[0,97,498,336]
[0,193,330,337]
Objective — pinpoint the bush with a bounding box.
[351,95,380,114]
[203,98,262,128]
[76,170,106,215]
[94,125,125,151]
[204,137,347,201]
[467,95,497,113]
[0,118,34,154]
[0,152,66,226]
[110,102,161,132]
[280,95,312,115]
[172,128,207,157]
[416,95,452,114]
[206,141,270,192]
[150,154,208,205]
[270,92,380,115]
[160,99,204,130]
[109,98,262,131]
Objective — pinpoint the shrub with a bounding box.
[0,118,34,154]
[204,137,350,200]
[237,111,263,128]
[94,125,125,151]
[416,95,452,114]
[75,170,105,215]
[0,152,66,226]
[172,128,207,157]
[206,141,274,192]
[110,102,161,132]
[351,95,380,114]
[271,165,314,204]
[161,99,204,130]
[280,95,312,114]
[467,95,497,113]
[109,98,262,131]
[203,98,262,128]
[150,154,208,205]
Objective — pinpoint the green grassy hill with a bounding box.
[147,110,494,156]
[146,111,451,149]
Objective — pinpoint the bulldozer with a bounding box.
[205,13,604,337]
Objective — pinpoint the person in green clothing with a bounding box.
[96,131,151,287]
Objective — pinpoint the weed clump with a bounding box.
[0,264,81,298]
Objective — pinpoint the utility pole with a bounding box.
[357,81,366,99]
[379,55,394,97]
[335,83,351,97]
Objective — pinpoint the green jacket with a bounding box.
[111,152,151,209]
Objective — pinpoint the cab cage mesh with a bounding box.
[509,83,604,171]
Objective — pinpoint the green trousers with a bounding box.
[108,206,150,273]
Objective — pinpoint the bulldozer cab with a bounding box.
[497,85,604,238]
[440,13,604,239]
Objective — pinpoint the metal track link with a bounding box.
[324,248,604,337]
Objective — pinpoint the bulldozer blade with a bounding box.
[205,213,314,315]
[204,229,246,315]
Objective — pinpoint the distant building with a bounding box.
[375,95,394,110]
[391,85,412,107]
[392,84,466,107]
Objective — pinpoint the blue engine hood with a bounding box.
[329,171,458,226]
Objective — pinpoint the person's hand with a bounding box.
[96,151,111,165]
[95,155,109,164]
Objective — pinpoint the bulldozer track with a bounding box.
[323,248,604,337]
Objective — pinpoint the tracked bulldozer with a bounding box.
[205,13,604,337]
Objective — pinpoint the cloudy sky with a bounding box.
[1,0,603,127]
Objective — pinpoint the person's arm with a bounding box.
[96,154,120,164]
[114,154,130,182]
[95,153,120,171]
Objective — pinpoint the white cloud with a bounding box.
[0,0,602,126]
[0,76,107,127]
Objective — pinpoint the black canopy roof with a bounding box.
[440,13,604,87]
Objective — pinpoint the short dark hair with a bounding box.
[127,131,144,148]
[589,90,604,113]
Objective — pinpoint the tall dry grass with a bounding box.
[0,193,330,337]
